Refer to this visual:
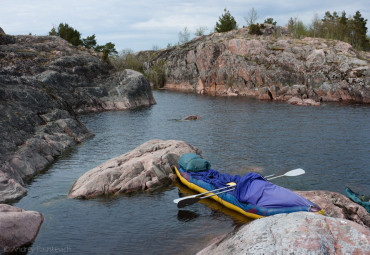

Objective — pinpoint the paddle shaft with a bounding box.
[177,187,235,208]
[173,183,236,204]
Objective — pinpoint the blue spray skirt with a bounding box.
[175,166,324,219]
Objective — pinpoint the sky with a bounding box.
[1,0,369,53]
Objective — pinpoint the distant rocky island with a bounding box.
[0,27,155,203]
[143,24,369,103]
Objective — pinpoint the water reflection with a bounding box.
[175,181,252,225]
[13,90,370,255]
[177,210,200,222]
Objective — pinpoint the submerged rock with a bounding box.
[288,96,321,106]
[198,212,370,255]
[0,204,44,253]
[68,140,201,199]
[183,115,201,120]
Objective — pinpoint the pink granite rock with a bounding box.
[288,96,320,106]
[0,171,27,203]
[144,26,369,103]
[0,204,44,253]
[297,190,370,227]
[68,139,201,199]
[198,212,370,255]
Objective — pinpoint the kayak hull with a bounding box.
[175,166,324,219]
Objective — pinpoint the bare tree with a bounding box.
[152,45,160,51]
[194,26,208,36]
[245,8,258,26]
[309,13,322,37]
[178,27,190,44]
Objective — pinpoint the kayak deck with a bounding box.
[175,166,324,219]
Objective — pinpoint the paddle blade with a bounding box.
[173,195,197,204]
[177,197,200,208]
[284,168,305,176]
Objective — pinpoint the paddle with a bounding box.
[267,168,305,180]
[175,168,305,208]
[173,183,236,204]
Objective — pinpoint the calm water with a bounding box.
[14,91,370,254]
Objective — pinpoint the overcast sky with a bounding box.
[1,0,369,52]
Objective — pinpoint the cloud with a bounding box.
[132,15,215,31]
[0,0,369,51]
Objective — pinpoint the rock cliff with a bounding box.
[0,28,156,202]
[144,25,369,103]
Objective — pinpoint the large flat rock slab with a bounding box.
[0,204,44,253]
[198,212,370,255]
[68,139,201,199]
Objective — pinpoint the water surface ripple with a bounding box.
[15,91,370,254]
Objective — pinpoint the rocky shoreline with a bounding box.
[67,139,370,227]
[67,139,369,254]
[2,138,370,253]
[0,28,156,203]
[1,25,369,253]
[144,25,369,104]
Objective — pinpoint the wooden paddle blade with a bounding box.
[177,197,201,208]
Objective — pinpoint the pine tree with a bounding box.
[349,11,369,50]
[215,9,237,33]
[49,23,82,46]
[287,17,307,38]
[264,18,277,25]
[82,34,97,49]
[338,11,348,41]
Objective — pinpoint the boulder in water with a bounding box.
[0,204,44,253]
[68,139,201,199]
